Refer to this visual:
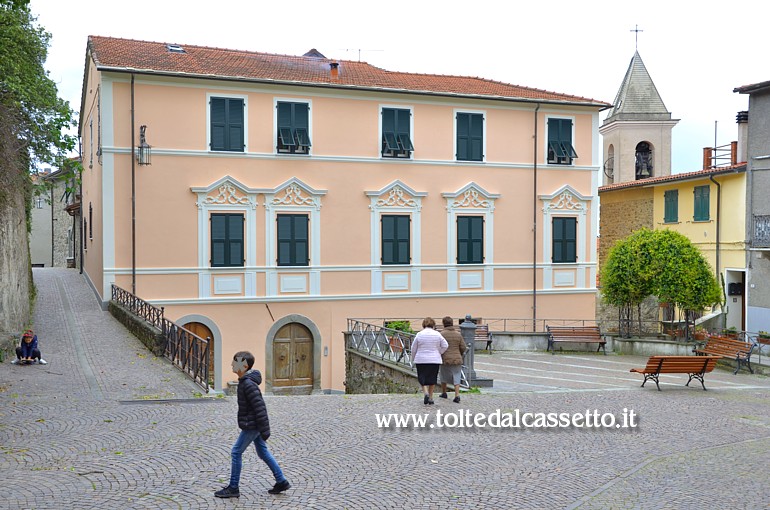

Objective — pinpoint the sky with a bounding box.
[29,0,766,174]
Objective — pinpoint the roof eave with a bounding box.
[598,165,747,192]
[95,65,610,109]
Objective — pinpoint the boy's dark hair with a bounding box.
[233,351,255,370]
[442,316,453,327]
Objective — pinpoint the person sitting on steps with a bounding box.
[13,330,47,365]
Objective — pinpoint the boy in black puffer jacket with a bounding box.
[215,351,290,498]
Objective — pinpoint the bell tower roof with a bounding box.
[603,51,672,124]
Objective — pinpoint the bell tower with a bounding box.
[600,50,679,185]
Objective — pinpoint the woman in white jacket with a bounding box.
[411,317,448,405]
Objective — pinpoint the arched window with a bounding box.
[635,142,653,180]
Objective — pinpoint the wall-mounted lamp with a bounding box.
[136,125,152,166]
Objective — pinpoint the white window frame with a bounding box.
[206,93,249,153]
[544,114,577,166]
[379,104,414,160]
[540,185,590,289]
[273,97,313,156]
[443,183,498,291]
[454,109,486,163]
[264,178,326,296]
[366,180,427,293]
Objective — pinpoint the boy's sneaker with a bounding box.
[11,359,18,365]
[439,392,448,399]
[214,485,240,498]
[423,394,430,405]
[268,480,291,494]
[453,396,461,403]
[38,359,47,365]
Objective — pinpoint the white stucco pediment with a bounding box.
[191,175,263,209]
[442,182,499,210]
[365,180,427,209]
[267,177,327,210]
[540,185,590,212]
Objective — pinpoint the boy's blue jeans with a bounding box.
[229,429,286,488]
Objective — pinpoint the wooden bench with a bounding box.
[630,355,720,391]
[475,324,492,352]
[546,325,606,355]
[694,335,755,374]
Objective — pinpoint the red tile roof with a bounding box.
[87,36,609,107]
[599,163,746,192]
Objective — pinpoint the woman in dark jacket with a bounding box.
[215,351,291,498]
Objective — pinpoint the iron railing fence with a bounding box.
[111,284,209,391]
[347,319,471,388]
[351,317,606,334]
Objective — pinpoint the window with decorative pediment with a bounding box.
[443,183,498,267]
[264,178,325,269]
[540,185,589,266]
[367,181,426,269]
[191,176,260,274]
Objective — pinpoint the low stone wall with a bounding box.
[345,348,419,394]
[108,301,166,356]
[613,337,696,356]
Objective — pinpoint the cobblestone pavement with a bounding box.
[2,269,770,509]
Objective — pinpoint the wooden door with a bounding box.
[184,322,215,386]
[272,323,313,395]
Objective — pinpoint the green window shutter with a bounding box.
[228,214,244,266]
[210,98,226,150]
[211,214,244,267]
[277,214,309,266]
[664,190,679,223]
[277,102,310,152]
[456,113,469,160]
[470,114,483,161]
[210,98,243,152]
[381,215,410,264]
[553,217,576,263]
[228,99,244,151]
[211,214,226,266]
[548,118,575,164]
[457,216,484,264]
[694,185,710,221]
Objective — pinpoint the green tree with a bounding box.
[601,228,721,337]
[0,0,76,191]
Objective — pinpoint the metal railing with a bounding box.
[350,317,600,334]
[111,285,209,391]
[754,215,770,248]
[347,319,472,388]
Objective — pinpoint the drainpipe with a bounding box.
[533,104,540,332]
[709,174,721,285]
[50,179,55,267]
[131,74,136,295]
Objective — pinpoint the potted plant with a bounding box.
[692,326,707,341]
[759,331,770,345]
[722,326,739,339]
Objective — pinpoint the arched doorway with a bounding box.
[183,322,215,388]
[272,323,314,395]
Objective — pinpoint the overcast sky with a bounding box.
[29,0,765,173]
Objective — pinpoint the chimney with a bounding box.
[736,110,749,163]
[329,62,339,79]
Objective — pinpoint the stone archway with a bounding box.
[265,314,322,395]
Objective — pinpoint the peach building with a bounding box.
[78,36,609,393]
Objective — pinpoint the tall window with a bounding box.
[552,217,576,263]
[693,185,710,221]
[635,141,653,179]
[277,214,309,266]
[277,102,311,154]
[547,118,577,165]
[457,216,484,264]
[211,213,244,267]
[381,215,410,265]
[381,107,413,158]
[456,112,483,161]
[664,190,679,223]
[210,97,244,152]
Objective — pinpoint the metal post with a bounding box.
[460,315,477,384]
